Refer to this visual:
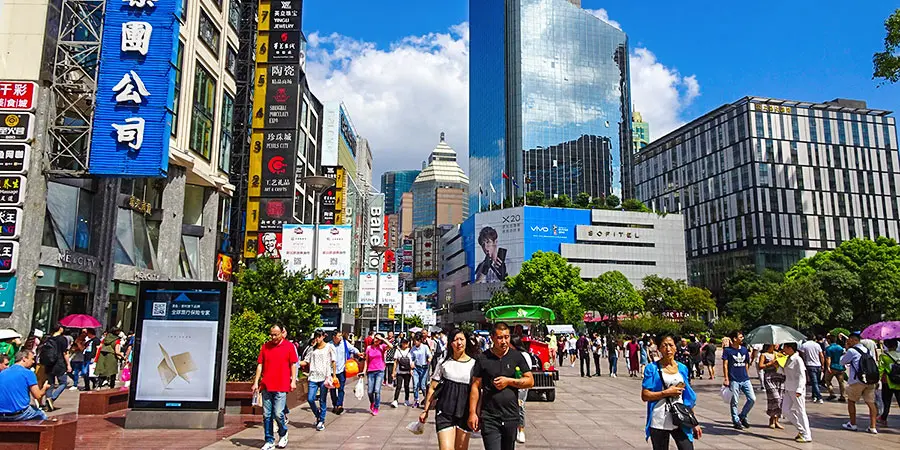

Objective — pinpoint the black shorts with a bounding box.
[435,413,471,433]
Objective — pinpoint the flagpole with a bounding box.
[479,185,482,213]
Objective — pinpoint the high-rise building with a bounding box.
[399,192,414,238]
[634,97,900,293]
[322,102,359,179]
[412,133,469,228]
[356,137,374,190]
[469,0,633,210]
[382,170,421,215]
[633,111,650,154]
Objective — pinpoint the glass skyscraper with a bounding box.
[469,0,632,213]
[381,170,420,215]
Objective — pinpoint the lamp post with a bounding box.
[372,244,389,333]
[301,175,335,278]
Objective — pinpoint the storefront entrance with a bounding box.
[31,266,94,333]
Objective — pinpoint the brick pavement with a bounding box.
[203,362,900,449]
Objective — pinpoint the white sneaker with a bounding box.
[816,399,824,404]
[68,386,78,391]
[276,432,288,448]
[261,443,276,450]
[517,430,526,443]
[391,400,398,408]
[841,422,858,431]
[316,422,325,431]
[868,427,878,434]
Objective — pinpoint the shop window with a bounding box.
[114,209,159,269]
[183,184,206,226]
[228,0,241,32]
[198,10,221,57]
[179,235,201,278]
[170,40,185,136]
[190,62,217,160]
[108,281,138,332]
[219,92,234,173]
[43,181,94,253]
[120,178,164,210]
[218,196,231,234]
[225,46,237,78]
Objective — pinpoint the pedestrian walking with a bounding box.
[392,338,414,407]
[411,332,433,408]
[577,333,592,378]
[799,335,825,404]
[640,338,650,374]
[823,334,847,402]
[781,342,812,443]
[878,338,900,427]
[628,337,641,377]
[37,324,71,411]
[0,350,51,422]
[567,334,577,367]
[608,335,619,377]
[361,333,393,415]
[702,337,717,380]
[722,331,756,430]
[253,324,300,449]
[385,337,397,387]
[640,334,702,450]
[301,330,335,433]
[758,344,785,430]
[592,332,603,376]
[468,322,534,450]
[420,329,478,450]
[0,354,9,372]
[687,337,702,379]
[840,332,879,434]
[556,337,566,367]
[511,336,532,444]
[548,332,558,367]
[94,329,122,391]
[676,338,693,380]
[328,332,359,415]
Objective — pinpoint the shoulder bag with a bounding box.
[656,362,699,428]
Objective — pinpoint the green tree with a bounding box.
[403,315,425,330]
[575,192,592,208]
[548,194,573,208]
[640,275,684,314]
[722,268,782,328]
[605,194,621,209]
[581,271,644,326]
[680,317,708,335]
[874,9,900,84]
[679,286,716,317]
[621,316,680,336]
[622,198,651,212]
[232,257,325,338]
[227,310,269,380]
[526,190,546,206]
[484,251,585,325]
[712,317,744,338]
[590,196,609,209]
[774,277,831,330]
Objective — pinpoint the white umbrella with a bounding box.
[0,329,22,340]
[745,324,806,345]
[409,327,423,333]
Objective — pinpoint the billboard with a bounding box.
[257,231,282,259]
[281,224,314,274]
[416,279,437,307]
[89,0,180,176]
[130,281,230,411]
[470,207,525,284]
[523,206,590,257]
[358,272,377,305]
[316,225,352,279]
[364,194,385,272]
[379,273,399,308]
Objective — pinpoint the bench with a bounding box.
[0,412,77,450]
[78,387,130,416]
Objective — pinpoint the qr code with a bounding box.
[293,258,304,265]
[151,302,167,317]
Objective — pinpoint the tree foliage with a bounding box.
[233,257,325,338]
[874,8,900,84]
[622,198,652,212]
[605,194,621,209]
[575,192,592,208]
[484,251,585,325]
[525,190,546,206]
[581,271,644,325]
[403,315,424,330]
[640,275,685,314]
[227,310,269,381]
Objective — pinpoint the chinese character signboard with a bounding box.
[89,0,182,176]
[317,225,352,280]
[282,224,314,274]
[129,281,231,411]
[259,198,290,231]
[258,0,301,32]
[0,82,38,111]
[0,275,16,313]
[0,143,29,173]
[0,241,17,274]
[0,208,22,239]
[0,113,34,141]
[0,176,25,205]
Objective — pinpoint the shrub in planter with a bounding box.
[228,310,268,381]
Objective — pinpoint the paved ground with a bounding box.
[202,362,900,450]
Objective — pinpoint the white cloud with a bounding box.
[585,8,621,30]
[629,47,701,139]
[306,23,470,182]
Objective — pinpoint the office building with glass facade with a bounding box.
[634,97,900,293]
[633,111,650,154]
[411,134,469,228]
[382,170,421,215]
[469,0,632,212]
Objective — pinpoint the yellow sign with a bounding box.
[255,33,269,64]
[354,308,361,319]
[251,66,268,130]
[246,199,260,232]
[4,115,18,127]
[757,104,792,114]
[388,308,395,320]
[243,233,258,259]
[257,1,271,31]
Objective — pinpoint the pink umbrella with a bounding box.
[58,314,101,329]
[860,321,900,340]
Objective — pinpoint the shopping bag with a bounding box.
[354,379,365,401]
[251,389,261,407]
[720,385,733,405]
[88,362,96,378]
[406,420,425,435]
[325,376,335,389]
[120,366,131,382]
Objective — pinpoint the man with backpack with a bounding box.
[38,324,71,410]
[839,332,880,434]
[878,338,900,427]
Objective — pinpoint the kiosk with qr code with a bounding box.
[125,281,232,429]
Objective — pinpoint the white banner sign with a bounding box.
[358,272,378,305]
[400,292,416,313]
[379,273,399,308]
[317,225,352,280]
[282,224,314,275]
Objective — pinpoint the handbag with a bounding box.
[656,362,699,428]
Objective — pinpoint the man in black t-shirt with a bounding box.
[469,322,534,450]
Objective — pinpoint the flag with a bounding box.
[512,178,519,189]
[489,182,496,194]
[502,172,509,180]
[479,185,484,196]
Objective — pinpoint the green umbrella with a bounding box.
[745,324,806,345]
[485,305,556,323]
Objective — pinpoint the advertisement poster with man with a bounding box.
[470,207,524,284]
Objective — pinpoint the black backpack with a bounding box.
[886,353,900,385]
[849,346,880,385]
[39,338,60,367]
[396,350,412,372]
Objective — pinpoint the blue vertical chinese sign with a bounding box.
[89,0,181,177]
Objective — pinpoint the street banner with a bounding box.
[379,273,399,308]
[316,225,351,279]
[282,224,314,274]
[358,272,377,305]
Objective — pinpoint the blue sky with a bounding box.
[303,1,900,181]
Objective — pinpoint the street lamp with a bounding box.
[372,244,389,334]
[301,175,335,278]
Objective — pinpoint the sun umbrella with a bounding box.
[58,314,101,329]
[744,324,806,345]
[408,327,423,333]
[861,321,900,341]
[0,329,21,340]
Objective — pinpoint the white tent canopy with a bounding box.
[547,324,576,335]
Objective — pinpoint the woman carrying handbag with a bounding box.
[641,334,702,450]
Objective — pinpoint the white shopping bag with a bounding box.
[407,420,425,435]
[720,385,733,405]
[251,389,261,407]
[354,379,365,401]
[88,362,96,378]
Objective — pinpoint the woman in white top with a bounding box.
[641,334,701,450]
[512,335,533,444]
[420,329,479,450]
[567,335,578,366]
[300,330,336,431]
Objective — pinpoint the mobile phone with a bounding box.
[675,382,685,388]
[497,247,507,262]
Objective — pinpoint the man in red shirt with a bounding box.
[252,324,298,450]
